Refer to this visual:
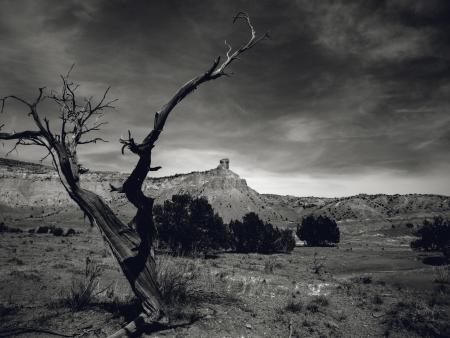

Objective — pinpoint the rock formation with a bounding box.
[0,157,449,232]
[218,158,230,170]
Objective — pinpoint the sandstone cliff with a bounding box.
[1,158,449,232]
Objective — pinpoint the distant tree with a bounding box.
[296,215,340,246]
[230,212,295,253]
[411,216,450,258]
[154,194,229,256]
[405,223,414,229]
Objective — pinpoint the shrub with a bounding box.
[0,303,20,318]
[154,194,230,256]
[411,216,450,258]
[0,222,23,233]
[275,228,296,252]
[230,212,295,254]
[297,215,340,246]
[52,227,64,236]
[311,252,324,275]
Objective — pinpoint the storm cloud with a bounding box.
[1,0,449,196]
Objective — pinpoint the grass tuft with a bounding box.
[284,297,303,313]
[61,257,102,311]
[372,293,384,305]
[385,295,450,338]
[433,266,450,284]
[306,295,330,313]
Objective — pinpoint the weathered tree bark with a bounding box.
[0,12,267,337]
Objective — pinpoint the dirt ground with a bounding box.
[0,209,449,337]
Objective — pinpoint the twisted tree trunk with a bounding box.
[0,12,267,337]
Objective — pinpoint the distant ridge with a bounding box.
[0,157,449,232]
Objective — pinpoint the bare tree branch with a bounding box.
[0,130,43,140]
[78,137,108,145]
[121,12,267,159]
[0,95,32,114]
[213,12,269,76]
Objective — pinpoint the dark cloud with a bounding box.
[1,0,449,196]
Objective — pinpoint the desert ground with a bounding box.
[0,206,449,338]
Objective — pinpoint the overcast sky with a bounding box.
[1,0,449,197]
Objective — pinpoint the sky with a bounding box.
[0,0,449,197]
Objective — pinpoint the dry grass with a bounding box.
[372,293,384,305]
[433,265,450,284]
[61,257,102,311]
[155,255,238,321]
[284,297,303,313]
[311,252,325,275]
[263,257,283,274]
[351,275,373,284]
[306,295,330,313]
[156,255,200,305]
[384,292,450,338]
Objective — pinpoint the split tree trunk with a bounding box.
[0,12,267,337]
[50,146,166,337]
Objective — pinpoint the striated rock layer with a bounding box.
[1,157,449,232]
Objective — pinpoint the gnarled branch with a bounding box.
[0,130,43,141]
[120,12,268,159]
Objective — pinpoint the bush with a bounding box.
[0,223,22,233]
[276,228,296,252]
[296,215,340,246]
[411,216,450,258]
[154,194,230,256]
[230,212,295,254]
[52,227,64,236]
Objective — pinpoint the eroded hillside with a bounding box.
[1,158,449,232]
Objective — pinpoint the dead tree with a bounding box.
[0,13,267,337]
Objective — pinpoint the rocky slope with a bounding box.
[0,158,449,231]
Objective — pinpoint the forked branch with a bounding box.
[121,12,268,159]
[1,74,113,179]
[213,12,270,76]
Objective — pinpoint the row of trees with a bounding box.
[296,214,340,246]
[230,212,296,253]
[153,194,342,256]
[154,195,228,256]
[153,194,296,255]
[154,202,450,260]
[411,216,450,259]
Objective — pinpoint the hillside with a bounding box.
[0,157,449,232]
